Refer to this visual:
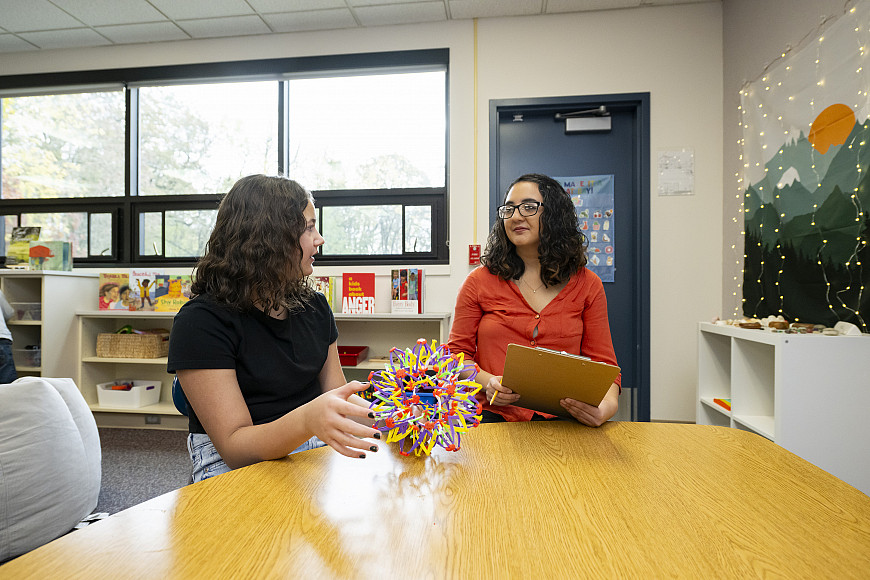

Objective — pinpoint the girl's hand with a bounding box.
[302,381,381,458]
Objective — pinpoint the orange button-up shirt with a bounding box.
[447,266,620,421]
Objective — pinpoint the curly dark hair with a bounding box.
[191,174,315,313]
[480,173,587,287]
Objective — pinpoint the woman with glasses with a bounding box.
[447,173,620,426]
[168,175,380,482]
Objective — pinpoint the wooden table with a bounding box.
[3,422,869,578]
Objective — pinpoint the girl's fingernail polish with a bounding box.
[369,446,378,452]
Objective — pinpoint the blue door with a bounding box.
[489,93,650,421]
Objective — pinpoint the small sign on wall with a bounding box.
[657,149,695,196]
[468,244,481,265]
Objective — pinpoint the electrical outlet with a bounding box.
[145,415,161,425]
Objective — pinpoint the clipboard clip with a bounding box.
[536,347,591,361]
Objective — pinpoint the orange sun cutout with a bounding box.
[808,103,856,154]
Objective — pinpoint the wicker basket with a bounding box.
[96,330,170,359]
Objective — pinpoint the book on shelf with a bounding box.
[390,268,424,314]
[154,274,192,312]
[312,275,339,311]
[713,398,731,411]
[29,241,72,271]
[7,227,40,267]
[129,269,164,311]
[99,272,131,310]
[342,273,375,314]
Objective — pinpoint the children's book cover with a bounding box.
[342,273,375,314]
[129,269,164,311]
[391,268,424,314]
[29,241,72,271]
[99,272,131,310]
[154,274,192,312]
[312,276,335,310]
[7,226,40,267]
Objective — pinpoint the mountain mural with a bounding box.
[743,119,869,331]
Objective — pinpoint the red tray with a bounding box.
[338,346,369,366]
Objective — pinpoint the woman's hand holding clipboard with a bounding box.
[500,344,621,418]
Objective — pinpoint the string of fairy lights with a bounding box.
[731,1,869,331]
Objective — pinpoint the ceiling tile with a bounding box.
[355,2,447,27]
[248,0,346,11]
[18,28,113,50]
[547,0,640,12]
[448,0,542,19]
[351,0,442,5]
[261,9,358,33]
[0,0,84,32]
[0,33,38,52]
[176,15,271,39]
[146,0,254,20]
[96,22,190,44]
[49,0,166,26]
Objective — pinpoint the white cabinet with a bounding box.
[697,322,870,494]
[0,270,97,378]
[74,310,452,429]
[76,310,185,429]
[335,312,452,375]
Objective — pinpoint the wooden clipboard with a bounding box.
[501,343,620,417]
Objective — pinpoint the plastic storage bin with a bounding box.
[13,348,41,368]
[96,380,162,408]
[338,346,369,366]
[11,302,41,321]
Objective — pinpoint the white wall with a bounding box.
[0,3,724,422]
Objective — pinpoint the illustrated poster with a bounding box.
[555,174,615,283]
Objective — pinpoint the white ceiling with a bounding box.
[0,0,716,55]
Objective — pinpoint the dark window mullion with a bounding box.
[278,81,289,175]
[124,86,140,263]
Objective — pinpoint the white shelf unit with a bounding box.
[697,322,870,495]
[75,310,452,428]
[334,312,452,377]
[76,310,185,430]
[0,270,98,379]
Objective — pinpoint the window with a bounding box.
[287,71,445,190]
[138,81,278,196]
[0,50,448,267]
[1,90,126,200]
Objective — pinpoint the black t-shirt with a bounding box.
[167,293,339,434]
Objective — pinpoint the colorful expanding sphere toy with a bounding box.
[367,339,483,456]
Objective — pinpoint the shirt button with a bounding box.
[535,314,540,319]
[530,340,536,346]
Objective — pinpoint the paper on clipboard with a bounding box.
[501,343,620,418]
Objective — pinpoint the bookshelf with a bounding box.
[76,310,184,430]
[75,310,452,429]
[696,322,870,494]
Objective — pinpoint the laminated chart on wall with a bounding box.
[555,175,615,282]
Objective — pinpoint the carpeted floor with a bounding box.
[95,427,191,515]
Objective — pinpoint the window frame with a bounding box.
[0,49,449,268]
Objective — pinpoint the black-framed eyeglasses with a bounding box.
[497,201,543,219]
